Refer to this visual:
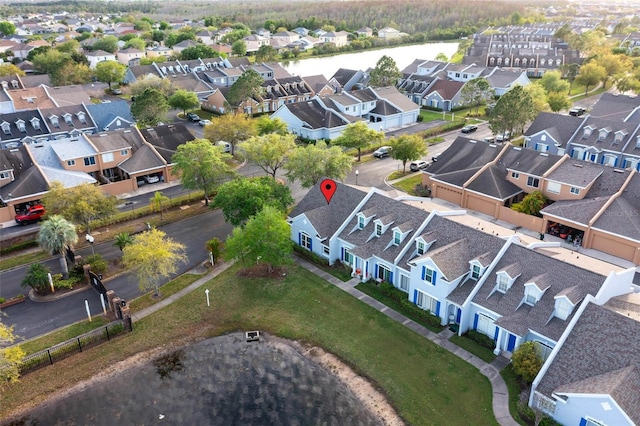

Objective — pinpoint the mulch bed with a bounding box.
[237,264,287,280]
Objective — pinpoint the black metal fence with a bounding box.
[19,320,127,375]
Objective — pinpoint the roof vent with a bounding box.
[572,163,583,168]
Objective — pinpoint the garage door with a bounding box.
[591,232,636,262]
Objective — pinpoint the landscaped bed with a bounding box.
[2,264,496,425]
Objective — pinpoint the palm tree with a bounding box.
[114,232,133,252]
[37,215,78,279]
[149,191,170,220]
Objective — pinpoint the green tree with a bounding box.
[124,37,146,51]
[130,74,175,98]
[41,182,118,234]
[94,60,126,89]
[593,53,632,89]
[31,49,67,79]
[56,61,93,86]
[547,91,571,113]
[434,52,449,62]
[256,116,288,135]
[224,205,292,272]
[56,40,80,54]
[203,113,257,156]
[213,177,294,226]
[559,63,580,94]
[37,215,78,279]
[460,77,494,114]
[0,21,16,36]
[179,44,218,60]
[114,232,133,252]
[285,143,353,188]
[122,228,187,297]
[489,85,536,137]
[91,35,118,53]
[168,89,200,117]
[538,71,570,94]
[131,88,170,126]
[575,62,606,95]
[240,133,296,179]
[232,40,247,56]
[226,69,264,110]
[511,191,546,217]
[524,83,550,115]
[172,138,235,206]
[149,191,170,220]
[0,322,24,384]
[368,55,402,87]
[615,73,640,94]
[0,63,25,77]
[205,237,223,266]
[511,341,543,383]
[255,45,277,62]
[332,121,384,162]
[21,263,51,293]
[389,134,427,173]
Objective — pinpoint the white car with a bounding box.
[144,175,160,184]
[199,119,211,127]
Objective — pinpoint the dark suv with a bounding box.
[186,112,201,122]
[15,204,46,225]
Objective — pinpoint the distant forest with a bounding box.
[2,0,528,37]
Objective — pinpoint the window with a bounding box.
[0,171,9,179]
[322,245,329,256]
[525,292,537,305]
[417,241,425,255]
[66,159,76,166]
[424,268,434,284]
[511,172,519,179]
[358,216,365,230]
[84,156,96,166]
[555,298,572,320]
[527,177,540,188]
[534,341,553,361]
[300,232,311,250]
[377,264,391,282]
[102,152,114,163]
[476,314,494,336]
[471,264,481,279]
[399,274,409,292]
[393,231,401,245]
[344,249,353,265]
[416,291,437,313]
[570,187,580,195]
[547,181,561,194]
[375,223,382,236]
[497,274,509,292]
[120,149,128,156]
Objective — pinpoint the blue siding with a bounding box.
[473,314,479,330]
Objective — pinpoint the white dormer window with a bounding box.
[524,286,539,305]
[50,116,59,127]
[30,118,40,130]
[471,264,481,280]
[16,120,26,132]
[583,126,593,138]
[11,80,19,89]
[636,136,640,149]
[554,297,574,320]
[375,223,382,236]
[393,230,401,245]
[1,122,10,135]
[358,216,365,230]
[77,112,87,124]
[597,129,609,141]
[614,132,625,144]
[64,114,73,125]
[497,274,509,293]
[417,240,425,255]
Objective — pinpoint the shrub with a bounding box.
[538,416,563,426]
[53,275,81,290]
[466,330,496,349]
[378,283,442,327]
[512,341,543,383]
[0,297,5,303]
[21,263,51,293]
[81,254,108,275]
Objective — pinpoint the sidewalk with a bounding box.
[292,256,519,426]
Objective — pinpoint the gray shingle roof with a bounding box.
[85,100,135,131]
[139,122,194,163]
[545,159,603,188]
[289,181,367,240]
[524,112,585,147]
[473,243,606,340]
[118,144,165,174]
[0,145,48,202]
[541,197,609,225]
[569,116,638,151]
[283,99,355,130]
[591,173,640,241]
[425,137,503,176]
[589,92,640,121]
[536,302,640,425]
[466,165,522,200]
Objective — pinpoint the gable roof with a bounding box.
[84,100,135,131]
[289,181,367,240]
[0,110,50,143]
[524,112,585,147]
[472,243,606,340]
[425,137,503,176]
[44,85,91,107]
[536,302,640,425]
[591,172,640,241]
[372,86,420,112]
[330,68,359,87]
[8,86,56,111]
[589,92,640,121]
[139,122,194,163]
[569,116,638,151]
[282,99,357,130]
[424,79,465,100]
[0,145,48,202]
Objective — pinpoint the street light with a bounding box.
[355,169,359,186]
[86,233,95,255]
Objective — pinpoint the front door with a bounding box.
[507,334,517,352]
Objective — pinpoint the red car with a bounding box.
[15,204,46,225]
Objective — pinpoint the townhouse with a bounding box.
[288,182,636,361]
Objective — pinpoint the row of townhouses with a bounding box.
[289,181,639,426]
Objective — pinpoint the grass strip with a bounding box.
[2,264,496,425]
[500,364,528,426]
[393,174,423,195]
[0,251,49,272]
[19,317,110,355]
[449,334,497,363]
[130,273,202,312]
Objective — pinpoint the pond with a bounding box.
[282,41,459,78]
[16,333,383,425]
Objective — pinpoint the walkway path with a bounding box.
[127,258,518,425]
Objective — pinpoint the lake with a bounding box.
[282,41,459,78]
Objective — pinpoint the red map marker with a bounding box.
[320,179,337,204]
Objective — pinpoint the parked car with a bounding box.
[432,153,441,162]
[461,125,478,134]
[373,146,392,158]
[15,204,46,225]
[410,160,428,171]
[483,136,495,143]
[111,88,122,95]
[495,131,511,142]
[216,141,231,153]
[187,112,201,122]
[199,119,211,127]
[144,174,160,184]
[569,107,586,117]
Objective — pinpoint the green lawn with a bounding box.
[0,250,49,272]
[449,334,497,363]
[19,317,110,355]
[130,273,203,312]
[2,264,497,425]
[501,364,529,426]
[393,174,424,195]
